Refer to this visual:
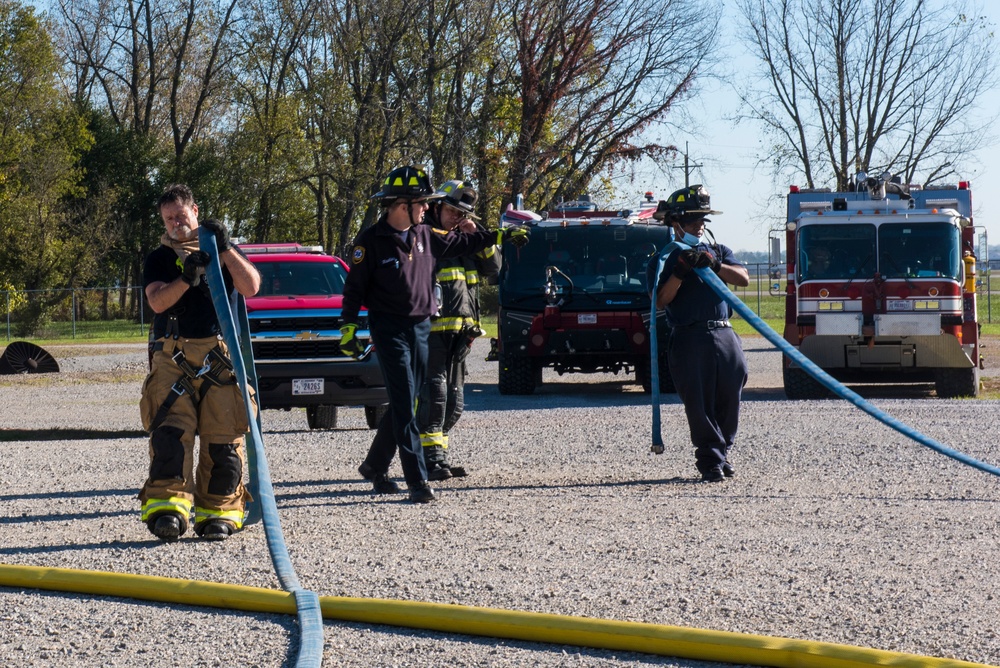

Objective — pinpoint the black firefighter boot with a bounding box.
[424,445,453,481]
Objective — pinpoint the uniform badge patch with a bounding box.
[352,246,365,264]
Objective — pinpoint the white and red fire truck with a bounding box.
[775,171,983,399]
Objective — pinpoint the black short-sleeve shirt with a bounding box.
[143,244,239,339]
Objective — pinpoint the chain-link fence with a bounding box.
[3,263,999,341]
[1,287,148,341]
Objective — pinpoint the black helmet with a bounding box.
[664,184,722,220]
[436,179,480,220]
[371,165,441,204]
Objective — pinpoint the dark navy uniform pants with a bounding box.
[363,313,430,486]
[667,326,748,475]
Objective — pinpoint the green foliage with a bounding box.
[0,2,94,318]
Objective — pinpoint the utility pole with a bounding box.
[672,141,703,187]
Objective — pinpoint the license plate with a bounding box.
[292,378,324,395]
[578,313,597,324]
[888,300,913,311]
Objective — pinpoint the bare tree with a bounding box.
[54,0,239,170]
[503,0,718,209]
[226,0,318,242]
[737,0,999,189]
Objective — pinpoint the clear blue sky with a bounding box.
[612,1,1000,255]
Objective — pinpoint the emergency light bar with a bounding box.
[925,198,960,209]
[242,243,325,254]
[798,201,833,212]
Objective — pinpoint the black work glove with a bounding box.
[690,249,722,273]
[200,218,232,252]
[672,250,697,279]
[707,250,723,273]
[496,225,530,248]
[181,250,210,287]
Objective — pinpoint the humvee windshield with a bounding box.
[499,225,672,308]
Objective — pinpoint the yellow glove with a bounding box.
[339,323,363,358]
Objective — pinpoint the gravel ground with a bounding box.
[0,338,998,667]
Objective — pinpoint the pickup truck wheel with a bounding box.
[498,354,536,395]
[365,404,388,429]
[934,366,980,398]
[782,364,830,400]
[306,404,338,429]
[637,357,675,394]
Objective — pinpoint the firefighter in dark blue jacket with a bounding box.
[646,185,749,482]
[340,165,528,503]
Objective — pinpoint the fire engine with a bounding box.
[775,171,983,399]
[492,194,674,395]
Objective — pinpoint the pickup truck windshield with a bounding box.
[255,261,347,296]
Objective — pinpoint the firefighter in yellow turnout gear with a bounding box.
[418,181,501,479]
[139,184,261,542]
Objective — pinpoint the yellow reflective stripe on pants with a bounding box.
[420,432,445,447]
[430,317,465,333]
[436,267,464,282]
[430,316,477,333]
[195,506,246,529]
[141,496,193,522]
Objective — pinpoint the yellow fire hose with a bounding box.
[1,563,991,668]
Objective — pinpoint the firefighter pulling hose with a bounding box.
[648,180,1000,479]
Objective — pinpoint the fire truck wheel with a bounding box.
[637,357,675,394]
[934,366,980,399]
[782,365,830,400]
[498,354,536,395]
[364,404,388,429]
[306,404,338,429]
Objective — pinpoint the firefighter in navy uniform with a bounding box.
[418,180,501,480]
[646,185,749,482]
[139,184,261,542]
[340,166,528,503]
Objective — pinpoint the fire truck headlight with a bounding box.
[817,301,844,311]
[914,300,940,310]
[786,222,796,231]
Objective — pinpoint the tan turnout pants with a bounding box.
[138,336,255,530]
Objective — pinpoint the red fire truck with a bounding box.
[775,171,983,399]
[492,194,674,395]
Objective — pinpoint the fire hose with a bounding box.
[1,236,993,667]
[649,243,1000,478]
[201,230,325,667]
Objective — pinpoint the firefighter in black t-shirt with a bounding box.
[139,184,261,542]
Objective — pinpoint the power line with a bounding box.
[670,141,703,187]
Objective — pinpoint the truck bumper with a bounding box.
[795,334,975,371]
[253,355,388,409]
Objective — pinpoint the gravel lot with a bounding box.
[0,337,998,667]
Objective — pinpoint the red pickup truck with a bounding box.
[243,243,388,429]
